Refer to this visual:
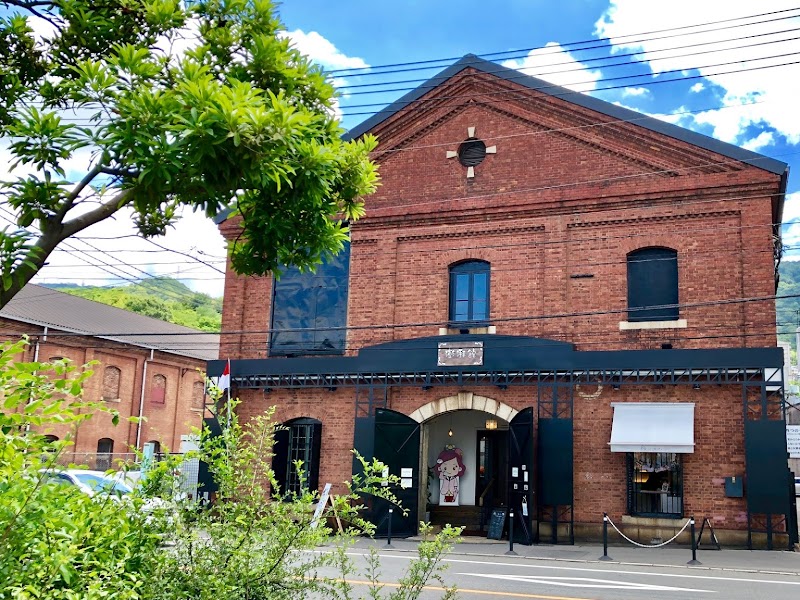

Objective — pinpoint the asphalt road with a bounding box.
[317,549,800,600]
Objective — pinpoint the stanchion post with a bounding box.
[598,513,613,561]
[687,515,701,565]
[505,509,518,556]
[386,508,393,548]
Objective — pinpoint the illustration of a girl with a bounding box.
[434,447,466,506]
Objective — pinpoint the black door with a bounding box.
[367,408,421,538]
[507,407,535,544]
[476,430,508,522]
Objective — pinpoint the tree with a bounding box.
[0,0,379,308]
[0,340,461,599]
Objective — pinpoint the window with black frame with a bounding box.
[271,418,322,496]
[449,260,490,324]
[626,247,678,322]
[270,243,350,356]
[626,452,683,517]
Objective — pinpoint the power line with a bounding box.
[338,53,800,113]
[339,30,800,96]
[25,290,798,339]
[324,7,800,75]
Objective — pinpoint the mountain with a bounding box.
[41,278,222,332]
[778,260,800,352]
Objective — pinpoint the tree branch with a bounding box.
[0,187,135,309]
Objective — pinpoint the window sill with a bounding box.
[102,397,121,403]
[619,319,687,331]
[621,515,684,526]
[440,325,496,335]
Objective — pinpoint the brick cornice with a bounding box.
[397,224,545,242]
[567,209,741,229]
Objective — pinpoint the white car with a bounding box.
[40,469,166,514]
[42,469,134,499]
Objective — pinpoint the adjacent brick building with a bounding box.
[2,284,219,466]
[212,55,794,547]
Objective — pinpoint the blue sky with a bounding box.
[5,0,799,296]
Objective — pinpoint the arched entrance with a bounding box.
[413,393,520,535]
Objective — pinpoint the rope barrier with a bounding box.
[605,514,692,548]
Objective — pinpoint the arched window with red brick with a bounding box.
[449,260,490,324]
[626,247,678,322]
[150,374,167,404]
[102,366,121,401]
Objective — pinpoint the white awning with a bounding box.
[609,402,695,453]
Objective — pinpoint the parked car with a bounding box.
[41,469,134,499]
[40,469,166,514]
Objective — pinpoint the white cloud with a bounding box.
[690,82,705,93]
[280,29,369,70]
[29,206,227,297]
[502,42,603,92]
[622,86,650,97]
[595,1,800,145]
[781,192,800,261]
[741,131,775,151]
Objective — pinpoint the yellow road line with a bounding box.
[339,578,598,600]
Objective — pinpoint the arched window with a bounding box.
[627,248,679,322]
[272,417,322,496]
[97,438,114,471]
[449,260,490,324]
[102,366,121,401]
[150,374,166,404]
[192,381,205,410]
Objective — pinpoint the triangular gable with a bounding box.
[344,54,787,177]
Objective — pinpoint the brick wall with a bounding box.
[0,320,208,461]
[219,67,784,534]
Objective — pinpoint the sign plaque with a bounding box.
[437,341,484,366]
[787,425,800,458]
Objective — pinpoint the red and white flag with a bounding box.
[218,359,231,391]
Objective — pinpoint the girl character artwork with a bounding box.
[434,446,466,506]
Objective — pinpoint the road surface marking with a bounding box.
[338,552,800,587]
[339,578,603,599]
[460,573,713,592]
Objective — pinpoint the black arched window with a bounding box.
[449,260,490,324]
[272,417,322,496]
[627,247,679,322]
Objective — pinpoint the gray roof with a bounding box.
[344,54,789,177]
[1,284,219,361]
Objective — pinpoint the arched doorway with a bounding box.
[412,393,520,536]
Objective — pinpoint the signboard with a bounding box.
[437,341,484,366]
[487,507,507,540]
[787,425,800,458]
[311,483,332,528]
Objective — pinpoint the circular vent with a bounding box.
[457,138,486,167]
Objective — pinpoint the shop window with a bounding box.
[97,438,114,471]
[626,247,678,322]
[449,260,490,324]
[626,452,683,518]
[270,243,350,356]
[192,381,205,410]
[102,366,121,401]
[272,418,322,496]
[151,374,166,404]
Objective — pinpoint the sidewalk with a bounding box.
[347,536,800,575]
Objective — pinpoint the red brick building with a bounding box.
[2,284,218,467]
[213,56,794,548]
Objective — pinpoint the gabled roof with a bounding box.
[1,284,219,361]
[344,54,788,177]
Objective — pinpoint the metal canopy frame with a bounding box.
[232,367,777,390]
